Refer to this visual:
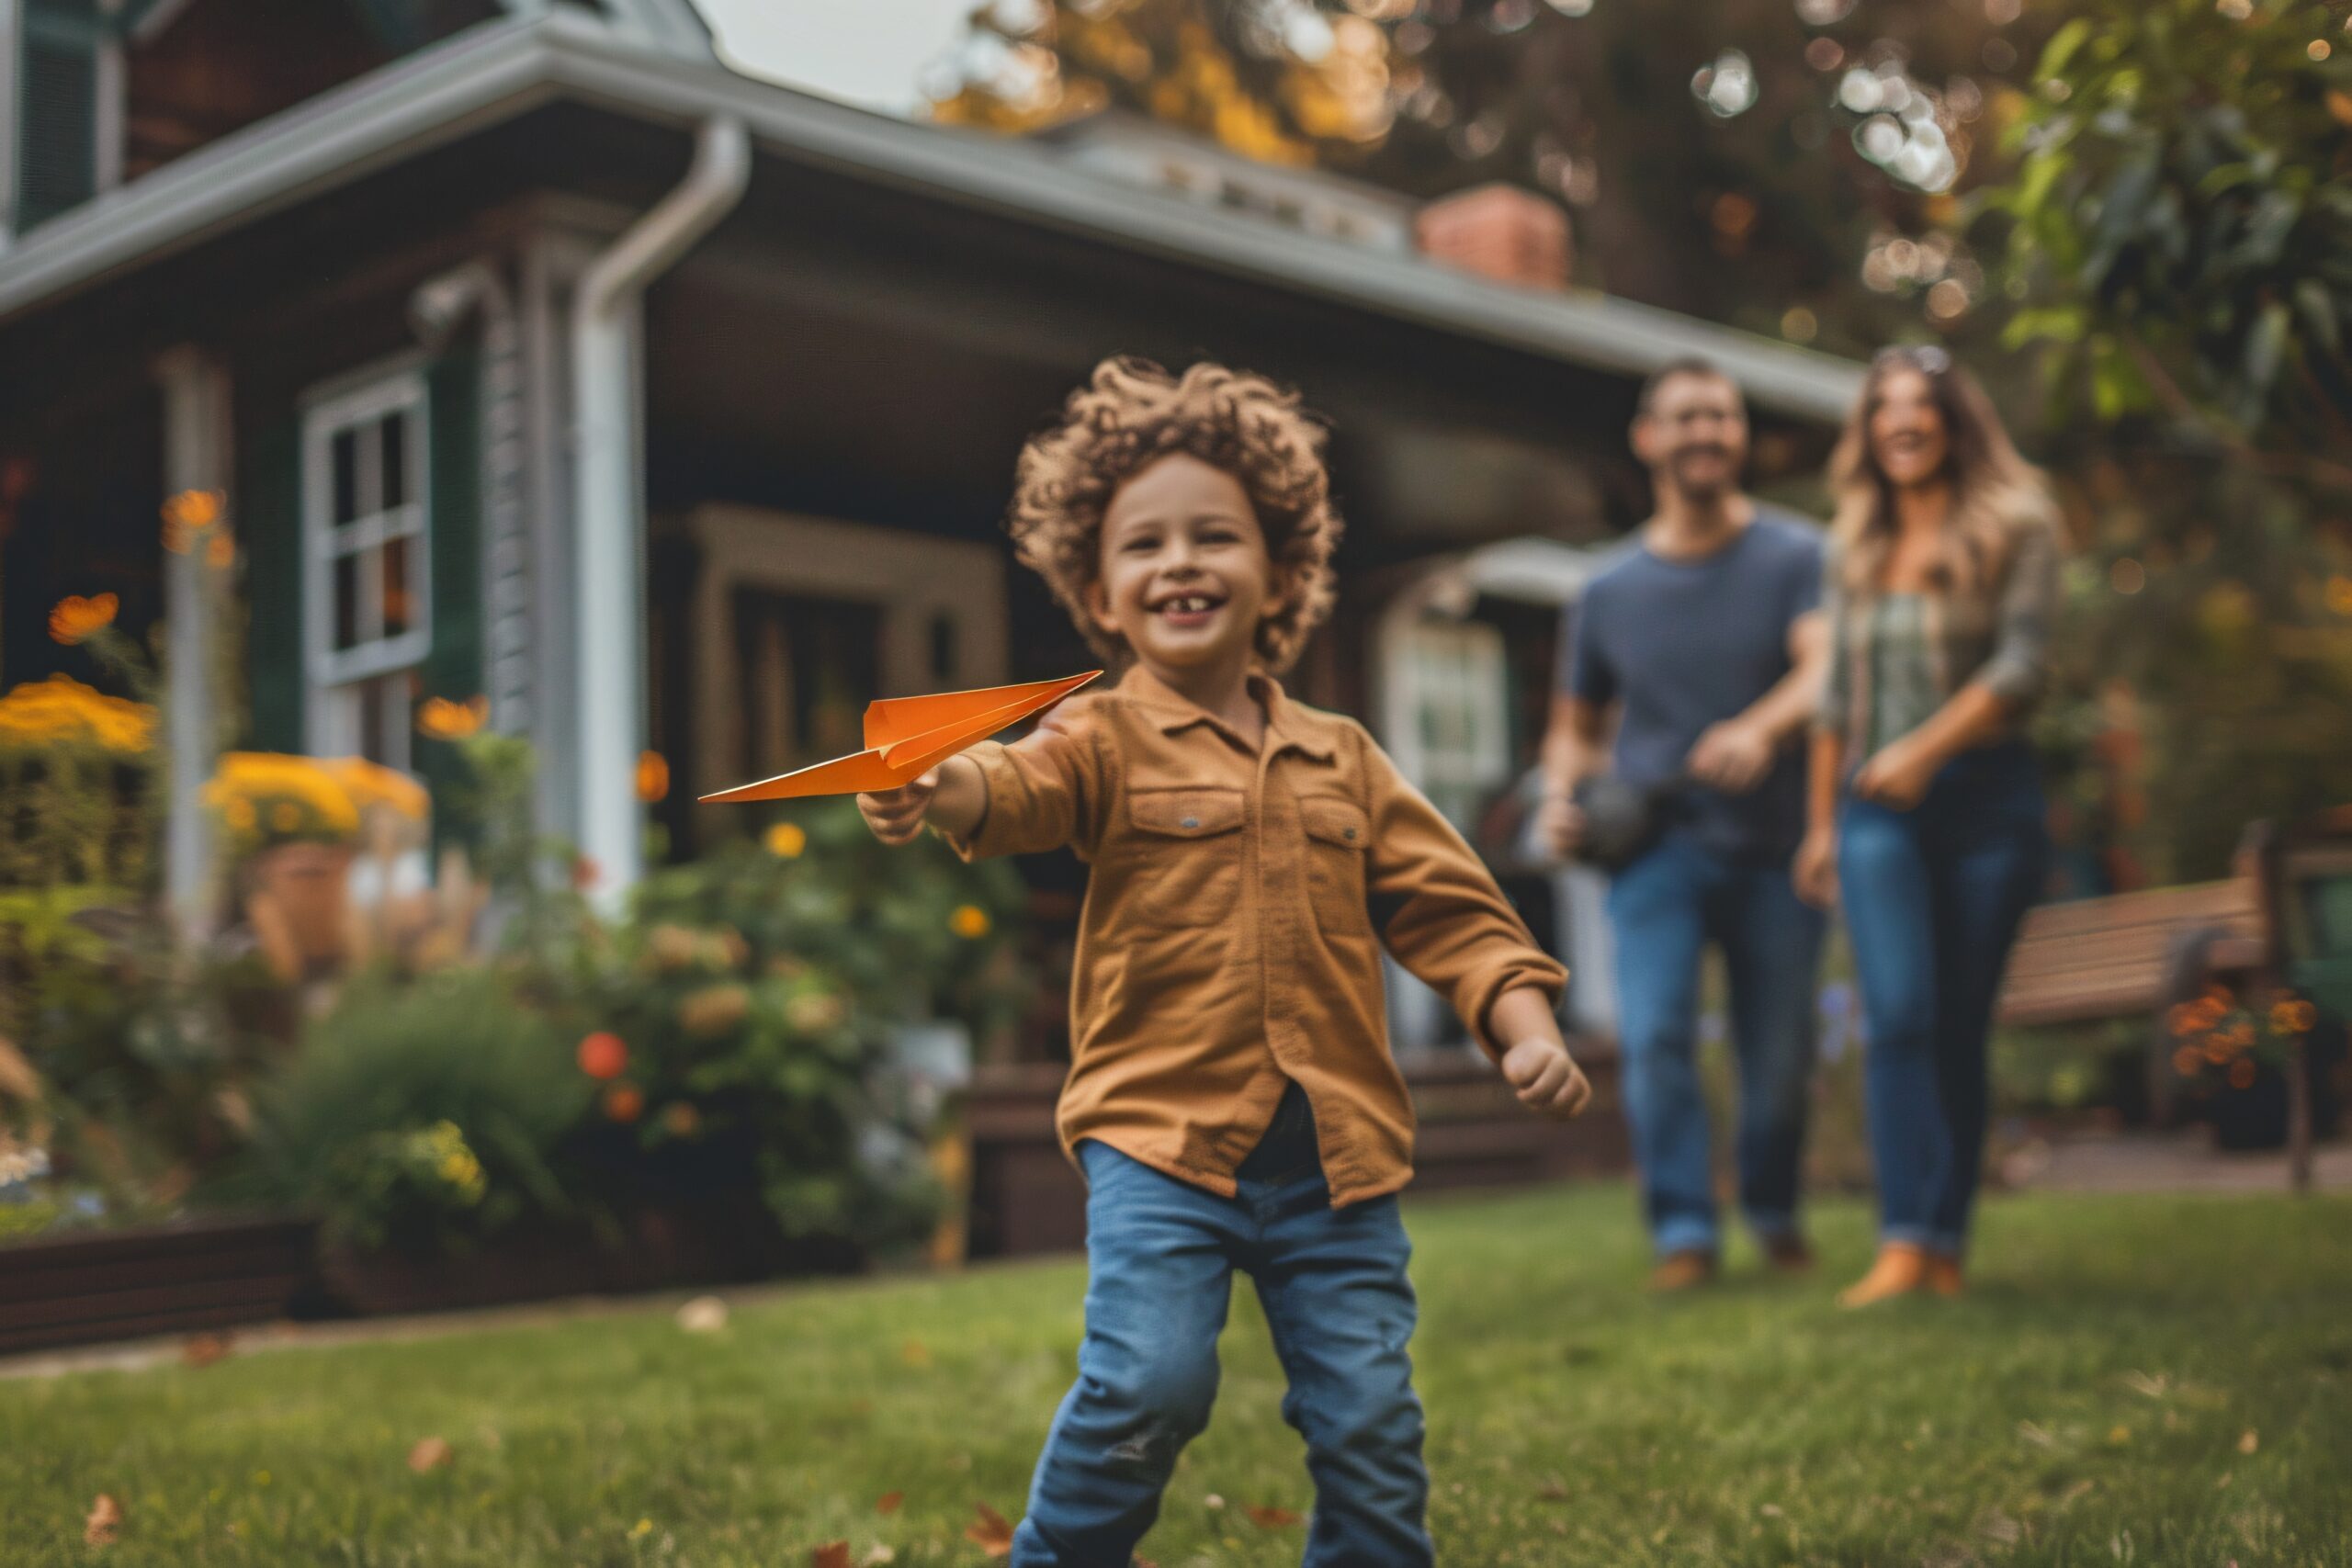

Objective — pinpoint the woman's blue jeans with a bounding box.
[1012,1085,1430,1567]
[1838,743,2049,1256]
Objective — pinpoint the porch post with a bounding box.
[570,116,747,911]
[155,345,231,942]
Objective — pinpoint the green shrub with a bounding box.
[238,969,589,1255]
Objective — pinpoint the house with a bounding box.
[0,0,1861,1043]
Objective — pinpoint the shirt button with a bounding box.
[1181,815,1200,829]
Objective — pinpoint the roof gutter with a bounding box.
[570,112,750,907]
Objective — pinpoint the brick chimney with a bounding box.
[1413,183,1575,291]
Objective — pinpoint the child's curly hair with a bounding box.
[1007,357,1342,673]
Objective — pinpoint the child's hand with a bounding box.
[1500,1038,1593,1120]
[858,769,940,846]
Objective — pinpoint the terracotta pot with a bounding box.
[244,840,354,978]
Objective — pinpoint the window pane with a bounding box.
[380,413,407,511]
[382,535,412,637]
[332,427,360,525]
[334,551,361,649]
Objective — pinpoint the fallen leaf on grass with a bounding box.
[676,1295,729,1334]
[812,1543,850,1568]
[1247,1505,1303,1529]
[2121,1371,2169,1399]
[2107,1425,2132,1446]
[966,1502,1013,1558]
[1203,1494,1226,1510]
[900,1339,932,1369]
[407,1437,453,1473]
[875,1491,904,1516]
[2237,1429,2258,1455]
[863,1548,896,1566]
[2017,1421,2054,1450]
[85,1494,123,1547]
[182,1332,234,1368]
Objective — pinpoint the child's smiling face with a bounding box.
[1089,452,1284,682]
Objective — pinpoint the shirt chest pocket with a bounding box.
[1121,787,1247,928]
[1299,795,1374,937]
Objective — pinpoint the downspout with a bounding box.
[570,115,749,909]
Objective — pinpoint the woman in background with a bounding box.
[1795,346,2061,1308]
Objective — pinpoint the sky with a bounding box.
[690,0,976,114]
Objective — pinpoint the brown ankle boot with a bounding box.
[1838,1243,1928,1308]
[1924,1252,1964,1298]
[1648,1249,1718,1292]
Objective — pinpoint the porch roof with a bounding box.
[0,7,1863,421]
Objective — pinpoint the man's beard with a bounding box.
[1668,446,1736,499]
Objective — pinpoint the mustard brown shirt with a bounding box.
[945,667,1566,1208]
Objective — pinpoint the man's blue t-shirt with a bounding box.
[1562,507,1824,865]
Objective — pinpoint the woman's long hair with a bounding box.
[1827,345,2056,596]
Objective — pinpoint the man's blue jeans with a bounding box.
[1012,1085,1430,1567]
[1838,743,2048,1255]
[1607,831,1826,1258]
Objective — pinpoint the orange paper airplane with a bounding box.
[698,671,1102,803]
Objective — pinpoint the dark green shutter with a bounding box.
[242,414,304,752]
[420,348,482,845]
[17,0,102,231]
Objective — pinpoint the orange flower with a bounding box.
[47,593,118,645]
[950,904,992,940]
[2172,1046,2203,1078]
[2228,1057,2258,1090]
[416,694,489,740]
[577,1032,629,1081]
[2271,998,2317,1035]
[635,750,671,804]
[603,1082,645,1123]
[207,528,235,570]
[161,488,224,552]
[763,821,807,859]
[661,1101,700,1138]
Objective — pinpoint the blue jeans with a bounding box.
[1838,744,2049,1255]
[1012,1085,1430,1567]
[1607,831,1826,1258]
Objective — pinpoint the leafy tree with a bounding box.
[1984,0,2352,883]
[932,0,2039,354]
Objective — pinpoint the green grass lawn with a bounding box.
[6,1183,2350,1566]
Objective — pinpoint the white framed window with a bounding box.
[304,364,429,767]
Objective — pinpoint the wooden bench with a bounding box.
[1996,879,2265,1029]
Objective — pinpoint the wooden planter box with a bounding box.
[966,1045,1627,1259]
[0,1214,316,1358]
[315,1199,855,1319]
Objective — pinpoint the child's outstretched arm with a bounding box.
[858,757,985,845]
[857,698,1102,857]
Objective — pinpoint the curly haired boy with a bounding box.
[861,358,1589,1567]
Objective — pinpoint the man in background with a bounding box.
[1540,357,1828,1290]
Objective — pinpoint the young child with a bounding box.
[859,358,1589,1568]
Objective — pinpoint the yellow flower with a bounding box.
[635,750,671,805]
[0,675,157,757]
[763,821,807,859]
[203,752,362,842]
[47,593,118,645]
[950,904,992,940]
[415,694,489,740]
[325,756,429,820]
